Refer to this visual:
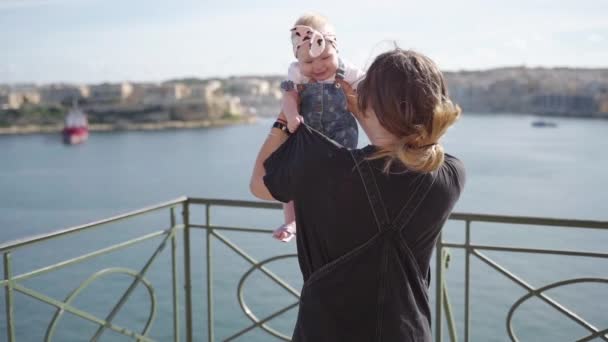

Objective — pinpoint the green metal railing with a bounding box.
[1,197,607,341]
[0,197,187,342]
[435,213,608,342]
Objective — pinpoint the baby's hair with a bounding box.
[294,13,335,35]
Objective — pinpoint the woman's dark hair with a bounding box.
[357,48,461,173]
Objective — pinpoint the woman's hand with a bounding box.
[287,115,304,133]
[338,80,362,119]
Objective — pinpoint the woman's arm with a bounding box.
[249,114,290,200]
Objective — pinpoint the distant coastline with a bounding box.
[453,111,608,120]
[3,67,607,133]
[0,116,257,135]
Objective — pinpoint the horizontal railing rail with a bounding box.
[0,196,188,253]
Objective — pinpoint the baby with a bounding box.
[273,13,365,242]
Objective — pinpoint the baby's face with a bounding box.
[296,44,339,81]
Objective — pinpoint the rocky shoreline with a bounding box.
[0,116,257,135]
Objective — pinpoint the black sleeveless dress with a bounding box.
[263,124,465,342]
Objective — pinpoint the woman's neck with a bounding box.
[367,132,397,147]
[358,110,398,148]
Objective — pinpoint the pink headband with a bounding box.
[290,25,337,58]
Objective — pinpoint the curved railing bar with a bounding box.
[11,280,154,341]
[224,301,299,342]
[472,250,608,342]
[44,267,157,341]
[506,277,608,342]
[579,327,608,342]
[234,254,299,341]
[210,230,300,298]
[0,197,186,253]
[89,229,176,341]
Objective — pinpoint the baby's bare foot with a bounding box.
[272,222,296,242]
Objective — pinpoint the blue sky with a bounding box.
[1,0,607,84]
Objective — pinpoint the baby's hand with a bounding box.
[287,115,304,133]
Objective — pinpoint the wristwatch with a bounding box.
[272,121,291,135]
[280,80,295,92]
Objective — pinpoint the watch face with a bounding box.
[273,121,291,135]
[281,80,295,92]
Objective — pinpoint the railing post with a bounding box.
[182,200,193,342]
[171,207,180,342]
[206,203,214,342]
[435,232,444,342]
[464,220,471,342]
[3,252,16,342]
[442,250,458,342]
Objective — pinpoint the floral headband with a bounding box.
[290,25,337,58]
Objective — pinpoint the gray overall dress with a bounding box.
[293,148,437,341]
[297,59,358,149]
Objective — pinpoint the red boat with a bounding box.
[63,104,89,145]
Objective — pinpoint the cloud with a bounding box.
[504,38,528,50]
[587,33,604,43]
[0,0,84,10]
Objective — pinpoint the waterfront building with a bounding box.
[0,92,8,110]
[88,82,133,105]
[170,97,238,121]
[142,83,191,106]
[599,94,608,114]
[3,90,41,109]
[532,93,598,116]
[170,98,215,120]
[226,96,242,116]
[444,67,608,117]
[39,84,89,106]
[189,80,222,101]
[224,78,281,117]
[224,77,272,96]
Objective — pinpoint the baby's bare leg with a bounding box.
[283,201,296,226]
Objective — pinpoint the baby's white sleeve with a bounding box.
[287,62,304,83]
[343,62,365,89]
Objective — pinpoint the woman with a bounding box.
[250,48,465,342]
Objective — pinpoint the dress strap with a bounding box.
[350,149,437,233]
[335,58,346,81]
[350,149,391,232]
[391,172,436,231]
